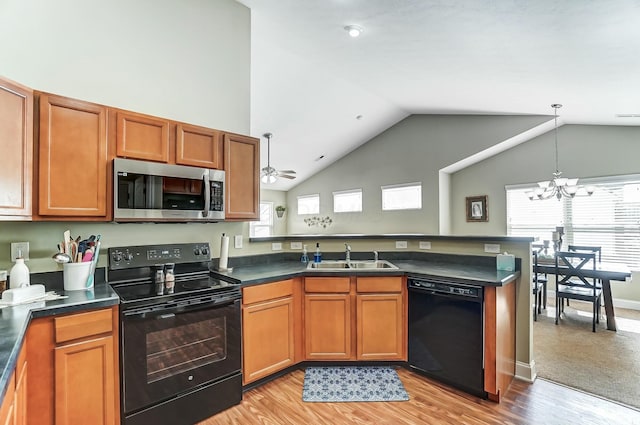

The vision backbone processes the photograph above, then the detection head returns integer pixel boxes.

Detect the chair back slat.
[555,251,598,293]
[567,244,602,262]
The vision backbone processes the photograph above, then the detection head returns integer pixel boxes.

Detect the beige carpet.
[533,298,640,410]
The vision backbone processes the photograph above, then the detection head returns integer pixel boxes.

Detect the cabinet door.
[54,336,116,425]
[356,293,404,360]
[304,294,352,360]
[0,373,15,425]
[116,110,169,163]
[176,123,222,169]
[38,94,108,217]
[0,77,32,218]
[242,296,295,384]
[14,343,27,425]
[223,133,259,220]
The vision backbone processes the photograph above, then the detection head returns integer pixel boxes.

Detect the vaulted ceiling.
[238,0,640,190]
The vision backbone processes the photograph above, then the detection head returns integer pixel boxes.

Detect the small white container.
[63,262,94,291]
[9,258,30,289]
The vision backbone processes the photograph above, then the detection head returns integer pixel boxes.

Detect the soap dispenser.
[314,243,322,263]
[301,245,309,264]
[10,250,30,289]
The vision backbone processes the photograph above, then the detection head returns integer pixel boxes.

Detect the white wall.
[0,0,253,273]
[0,0,250,133]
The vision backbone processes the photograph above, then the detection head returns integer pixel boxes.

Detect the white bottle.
[10,256,30,289]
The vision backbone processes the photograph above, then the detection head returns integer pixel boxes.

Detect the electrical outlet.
[11,242,30,262]
[290,242,303,250]
[271,242,282,251]
[234,235,243,249]
[419,241,432,250]
[484,243,501,253]
[395,241,408,249]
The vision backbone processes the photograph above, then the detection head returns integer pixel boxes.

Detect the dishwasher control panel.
[408,278,482,299]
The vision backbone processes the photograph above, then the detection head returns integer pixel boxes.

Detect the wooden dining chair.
[568,245,602,263]
[555,251,602,332]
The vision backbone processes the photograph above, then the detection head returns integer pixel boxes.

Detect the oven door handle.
[123,296,240,318]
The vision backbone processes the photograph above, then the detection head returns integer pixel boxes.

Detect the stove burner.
[182,280,215,290]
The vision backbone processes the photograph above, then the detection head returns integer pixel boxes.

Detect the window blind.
[507,175,640,268]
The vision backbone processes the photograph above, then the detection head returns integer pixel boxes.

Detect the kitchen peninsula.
[214,233,532,402]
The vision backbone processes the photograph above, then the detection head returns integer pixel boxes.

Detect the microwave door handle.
[202,173,210,218]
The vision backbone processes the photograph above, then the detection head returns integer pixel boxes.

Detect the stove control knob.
[112,252,123,262]
[124,253,134,261]
[193,248,201,256]
[201,247,209,256]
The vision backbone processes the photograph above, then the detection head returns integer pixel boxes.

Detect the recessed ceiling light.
[344,25,363,38]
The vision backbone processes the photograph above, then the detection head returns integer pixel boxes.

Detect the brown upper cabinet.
[176,123,222,169]
[35,93,110,220]
[116,110,170,163]
[115,111,223,170]
[0,77,33,219]
[223,133,260,220]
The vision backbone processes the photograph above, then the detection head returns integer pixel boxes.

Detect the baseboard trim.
[614,298,640,311]
[515,360,536,383]
[546,290,640,311]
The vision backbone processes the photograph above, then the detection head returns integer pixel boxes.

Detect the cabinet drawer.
[356,276,403,293]
[243,279,294,305]
[54,308,113,344]
[305,277,350,293]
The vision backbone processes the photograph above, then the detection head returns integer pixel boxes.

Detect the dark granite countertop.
[250,233,534,243]
[211,252,521,288]
[0,280,119,403]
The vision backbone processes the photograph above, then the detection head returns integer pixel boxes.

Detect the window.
[250,202,273,237]
[333,189,362,213]
[381,182,422,211]
[507,175,640,268]
[297,194,319,215]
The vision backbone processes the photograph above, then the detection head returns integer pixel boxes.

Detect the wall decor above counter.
[0,75,260,223]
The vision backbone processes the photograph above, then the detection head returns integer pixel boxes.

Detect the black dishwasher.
[407,277,486,398]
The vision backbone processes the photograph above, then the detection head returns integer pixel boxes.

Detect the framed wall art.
[466,195,488,222]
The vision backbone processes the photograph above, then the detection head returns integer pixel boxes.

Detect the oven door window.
[122,300,240,414]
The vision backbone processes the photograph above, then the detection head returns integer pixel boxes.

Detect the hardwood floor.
[199,367,640,424]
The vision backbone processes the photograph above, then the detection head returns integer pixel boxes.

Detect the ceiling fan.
[261,132,296,183]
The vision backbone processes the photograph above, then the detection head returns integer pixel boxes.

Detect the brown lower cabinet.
[0,342,27,425]
[26,306,120,425]
[303,276,407,361]
[242,279,303,385]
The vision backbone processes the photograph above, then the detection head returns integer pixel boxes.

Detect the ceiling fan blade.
[277,170,297,174]
[278,174,297,179]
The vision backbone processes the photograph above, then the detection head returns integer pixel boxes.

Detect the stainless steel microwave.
[113,158,225,222]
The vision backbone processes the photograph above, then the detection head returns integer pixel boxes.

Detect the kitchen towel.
[219,233,230,271]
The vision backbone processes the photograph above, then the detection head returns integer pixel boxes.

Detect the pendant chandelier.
[527,104,595,201]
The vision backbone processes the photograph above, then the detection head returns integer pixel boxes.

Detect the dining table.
[534,258,631,331]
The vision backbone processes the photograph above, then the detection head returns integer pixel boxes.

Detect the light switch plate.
[395,241,408,249]
[484,243,501,253]
[234,235,243,249]
[419,241,432,250]
[11,242,30,262]
[290,242,303,250]
[271,242,282,251]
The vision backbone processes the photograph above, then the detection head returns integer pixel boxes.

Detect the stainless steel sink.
[306,260,398,271]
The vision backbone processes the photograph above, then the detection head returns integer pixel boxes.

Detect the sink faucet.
[373,250,378,262]
[345,244,352,263]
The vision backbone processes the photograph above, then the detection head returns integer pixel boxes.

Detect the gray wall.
[452,124,640,301]
[286,114,548,235]
[0,0,253,273]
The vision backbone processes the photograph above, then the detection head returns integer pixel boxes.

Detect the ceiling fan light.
[261,174,277,184]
